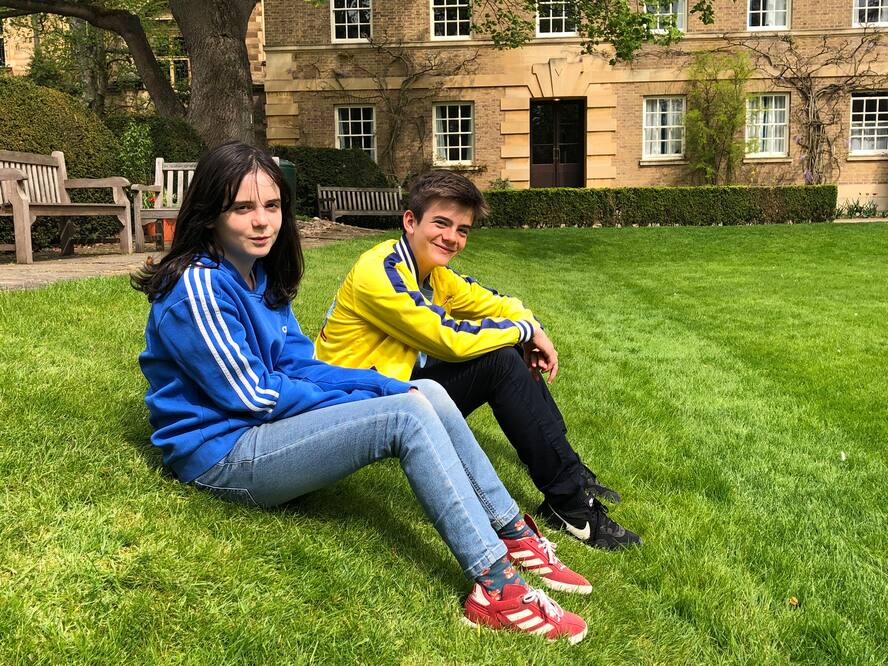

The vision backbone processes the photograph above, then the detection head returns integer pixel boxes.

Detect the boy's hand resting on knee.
[523,327,559,384]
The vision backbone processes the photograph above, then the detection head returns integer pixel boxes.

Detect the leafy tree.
[475,0,714,63]
[0,0,258,147]
[9,12,148,114]
[684,50,751,185]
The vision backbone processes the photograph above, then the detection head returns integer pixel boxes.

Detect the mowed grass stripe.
[0,224,885,664]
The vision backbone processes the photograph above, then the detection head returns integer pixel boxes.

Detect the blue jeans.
[192,379,517,578]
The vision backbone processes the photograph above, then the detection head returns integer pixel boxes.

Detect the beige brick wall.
[246,2,267,84]
[0,19,34,75]
[265,0,888,195]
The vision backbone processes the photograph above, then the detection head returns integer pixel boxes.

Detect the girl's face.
[213,168,282,282]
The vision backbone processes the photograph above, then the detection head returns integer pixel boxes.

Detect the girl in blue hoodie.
[131,141,589,643]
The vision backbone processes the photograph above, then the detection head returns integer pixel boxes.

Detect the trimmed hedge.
[269,145,392,225]
[483,185,838,228]
[0,76,122,250]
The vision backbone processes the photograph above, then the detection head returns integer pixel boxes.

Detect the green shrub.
[116,121,155,185]
[269,145,393,225]
[104,113,206,182]
[0,75,122,250]
[483,185,838,228]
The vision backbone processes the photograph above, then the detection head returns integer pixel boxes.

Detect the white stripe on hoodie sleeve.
[201,267,280,399]
[183,266,271,413]
[192,267,277,409]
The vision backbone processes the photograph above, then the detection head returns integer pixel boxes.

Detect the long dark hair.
[131,140,304,308]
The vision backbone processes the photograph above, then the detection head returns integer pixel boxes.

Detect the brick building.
[263,0,888,206]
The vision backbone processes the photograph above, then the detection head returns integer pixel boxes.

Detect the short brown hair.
[408,170,489,224]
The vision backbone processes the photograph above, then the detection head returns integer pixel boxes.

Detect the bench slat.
[176,170,186,206]
[164,170,175,208]
[0,150,58,166]
[0,203,126,216]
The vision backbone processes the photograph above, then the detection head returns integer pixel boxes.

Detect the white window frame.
[853,0,888,26]
[334,106,377,161]
[645,0,687,33]
[430,0,472,40]
[330,0,372,43]
[747,0,790,30]
[849,92,888,156]
[642,96,686,160]
[746,93,789,158]
[536,0,578,37]
[433,102,475,166]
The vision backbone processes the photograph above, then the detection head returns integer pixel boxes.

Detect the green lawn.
[1,223,886,664]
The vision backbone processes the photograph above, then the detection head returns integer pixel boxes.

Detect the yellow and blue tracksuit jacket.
[314,236,537,381]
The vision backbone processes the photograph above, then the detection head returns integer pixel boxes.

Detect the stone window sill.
[743,156,791,164]
[638,158,687,167]
[433,163,486,173]
[847,154,888,162]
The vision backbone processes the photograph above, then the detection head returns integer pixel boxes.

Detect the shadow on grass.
[121,399,488,593]
[281,482,468,592]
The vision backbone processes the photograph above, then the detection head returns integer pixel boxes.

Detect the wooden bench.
[0,150,132,264]
[317,185,403,222]
[132,156,281,252]
[131,158,196,252]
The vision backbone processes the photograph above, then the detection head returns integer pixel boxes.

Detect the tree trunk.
[171,0,258,147]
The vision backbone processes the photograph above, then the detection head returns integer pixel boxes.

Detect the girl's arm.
[158,289,409,422]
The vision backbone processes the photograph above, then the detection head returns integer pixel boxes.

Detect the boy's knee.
[483,346,526,377]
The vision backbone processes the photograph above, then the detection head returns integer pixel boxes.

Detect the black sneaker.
[537,497,642,550]
[580,464,622,504]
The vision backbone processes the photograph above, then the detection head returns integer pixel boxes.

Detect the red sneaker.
[502,514,592,594]
[462,583,587,644]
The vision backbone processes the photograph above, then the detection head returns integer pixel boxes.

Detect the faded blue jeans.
[192,379,517,578]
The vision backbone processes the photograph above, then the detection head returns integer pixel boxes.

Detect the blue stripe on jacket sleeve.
[447,266,543,332]
[383,251,521,336]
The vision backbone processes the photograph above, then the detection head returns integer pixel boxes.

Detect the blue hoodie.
[139,258,412,482]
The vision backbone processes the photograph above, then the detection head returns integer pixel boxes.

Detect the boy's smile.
[404,198,474,280]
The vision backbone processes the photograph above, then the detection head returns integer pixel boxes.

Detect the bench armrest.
[66,177,131,189]
[0,168,27,182]
[131,183,163,193]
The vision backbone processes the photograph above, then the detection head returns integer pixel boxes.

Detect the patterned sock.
[496,512,535,540]
[475,555,526,598]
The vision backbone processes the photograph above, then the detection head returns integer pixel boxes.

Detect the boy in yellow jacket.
[315,170,641,550]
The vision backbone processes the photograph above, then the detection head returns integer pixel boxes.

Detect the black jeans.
[411,346,584,506]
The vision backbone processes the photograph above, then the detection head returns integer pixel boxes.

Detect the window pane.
[746,94,789,155]
[431,0,470,37]
[643,97,685,157]
[434,103,474,163]
[538,0,576,34]
[333,0,372,40]
[336,107,375,160]
[850,92,888,153]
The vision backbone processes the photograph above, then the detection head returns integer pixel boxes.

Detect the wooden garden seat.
[316,185,403,222]
[0,150,132,264]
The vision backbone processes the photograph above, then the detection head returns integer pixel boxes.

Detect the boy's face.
[403,197,474,277]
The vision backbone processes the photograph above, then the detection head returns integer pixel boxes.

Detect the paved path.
[0,221,382,291]
[0,251,161,291]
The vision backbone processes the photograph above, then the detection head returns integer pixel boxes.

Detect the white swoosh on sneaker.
[549,507,591,541]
